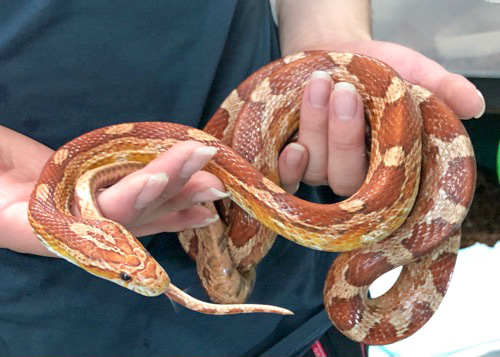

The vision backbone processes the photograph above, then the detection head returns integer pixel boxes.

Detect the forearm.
[275,0,372,55]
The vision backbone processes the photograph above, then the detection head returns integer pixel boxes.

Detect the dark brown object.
[461,170,500,248]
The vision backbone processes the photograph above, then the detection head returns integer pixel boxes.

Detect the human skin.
[0,0,485,256]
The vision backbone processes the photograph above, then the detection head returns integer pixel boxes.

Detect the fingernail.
[308,71,332,108]
[189,214,220,228]
[284,182,301,194]
[474,90,486,119]
[285,143,306,169]
[180,146,218,178]
[134,173,169,209]
[191,188,230,203]
[333,82,358,121]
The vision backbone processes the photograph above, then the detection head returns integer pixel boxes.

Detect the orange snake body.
[28,51,476,344]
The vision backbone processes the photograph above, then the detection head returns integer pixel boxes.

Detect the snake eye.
[120,272,132,282]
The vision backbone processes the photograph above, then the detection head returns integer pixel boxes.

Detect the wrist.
[275,0,372,56]
[281,31,372,56]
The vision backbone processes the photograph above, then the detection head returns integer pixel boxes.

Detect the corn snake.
[28,51,476,344]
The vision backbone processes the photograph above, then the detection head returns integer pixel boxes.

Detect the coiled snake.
[28,51,476,345]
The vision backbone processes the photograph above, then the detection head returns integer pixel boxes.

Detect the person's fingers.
[328,82,367,196]
[178,171,229,205]
[278,142,308,193]
[342,41,486,119]
[141,142,220,202]
[432,72,486,119]
[97,141,222,225]
[134,171,228,225]
[297,70,333,185]
[130,204,221,236]
[394,47,486,119]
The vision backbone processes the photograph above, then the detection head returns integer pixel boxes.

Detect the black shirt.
[0,1,342,355]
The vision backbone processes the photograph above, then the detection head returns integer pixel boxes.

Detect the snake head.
[46,217,170,296]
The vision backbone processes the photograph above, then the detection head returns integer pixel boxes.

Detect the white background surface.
[369,1,500,355]
[369,244,500,357]
[372,0,500,77]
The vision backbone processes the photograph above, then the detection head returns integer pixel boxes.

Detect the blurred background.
[368,0,500,356]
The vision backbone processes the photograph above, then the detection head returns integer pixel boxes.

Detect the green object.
[463,118,500,181]
[497,140,500,184]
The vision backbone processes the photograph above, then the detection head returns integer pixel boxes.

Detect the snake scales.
[28,51,476,345]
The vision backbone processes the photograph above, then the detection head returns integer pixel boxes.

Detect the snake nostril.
[120,272,132,281]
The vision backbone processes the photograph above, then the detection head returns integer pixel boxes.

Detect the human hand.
[278,73,366,196]
[0,126,227,256]
[94,141,227,237]
[278,40,486,196]
[93,141,228,236]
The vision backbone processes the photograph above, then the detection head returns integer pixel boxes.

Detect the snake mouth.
[124,262,171,297]
[127,283,166,297]
[109,271,169,297]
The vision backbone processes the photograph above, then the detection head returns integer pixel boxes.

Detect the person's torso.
[0,1,338,355]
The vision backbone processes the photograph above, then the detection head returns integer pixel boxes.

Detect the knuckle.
[330,139,364,153]
[301,115,328,134]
